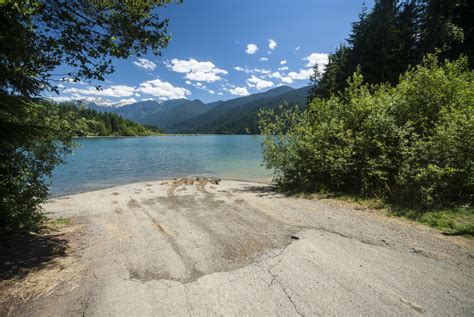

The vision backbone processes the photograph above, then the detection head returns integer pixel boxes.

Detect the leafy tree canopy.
[0,0,175,233]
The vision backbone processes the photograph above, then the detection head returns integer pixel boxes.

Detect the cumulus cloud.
[269,72,282,79]
[280,69,313,84]
[113,98,138,107]
[278,66,289,71]
[63,85,135,97]
[185,81,215,95]
[133,58,157,71]
[234,66,245,71]
[295,46,300,51]
[48,95,136,108]
[253,68,271,74]
[280,60,287,65]
[245,44,258,54]
[48,95,76,103]
[259,57,269,62]
[137,78,191,101]
[246,75,274,90]
[55,78,192,105]
[227,86,250,96]
[167,58,227,82]
[304,53,329,73]
[268,39,277,50]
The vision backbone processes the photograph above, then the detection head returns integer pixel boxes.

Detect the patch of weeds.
[389,206,473,236]
[46,217,71,230]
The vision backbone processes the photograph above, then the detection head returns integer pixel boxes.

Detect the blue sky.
[52,0,374,106]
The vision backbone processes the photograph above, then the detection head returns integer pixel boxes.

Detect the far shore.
[72,133,261,139]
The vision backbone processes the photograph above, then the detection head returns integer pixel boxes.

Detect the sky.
[51,0,374,106]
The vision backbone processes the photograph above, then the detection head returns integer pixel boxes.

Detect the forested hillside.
[85,85,308,134]
[117,99,215,129]
[169,86,309,134]
[58,103,161,136]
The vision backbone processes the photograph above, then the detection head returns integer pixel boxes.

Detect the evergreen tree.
[309,0,473,99]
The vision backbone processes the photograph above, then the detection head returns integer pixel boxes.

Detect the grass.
[300,192,473,237]
[391,206,474,236]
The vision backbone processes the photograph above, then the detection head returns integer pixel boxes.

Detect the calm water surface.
[50,135,270,197]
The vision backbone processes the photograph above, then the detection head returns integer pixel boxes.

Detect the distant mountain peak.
[83,86,309,133]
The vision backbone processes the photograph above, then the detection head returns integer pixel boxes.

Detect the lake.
[49,135,271,197]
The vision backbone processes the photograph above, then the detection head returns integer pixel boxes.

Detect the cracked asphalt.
[12,178,474,316]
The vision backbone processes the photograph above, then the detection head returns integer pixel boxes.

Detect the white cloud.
[253,68,271,74]
[133,58,157,71]
[63,85,135,97]
[113,98,137,107]
[227,86,250,96]
[259,57,269,62]
[278,66,289,71]
[217,92,223,96]
[207,89,215,94]
[268,39,277,50]
[48,95,76,103]
[280,69,313,84]
[295,46,300,51]
[167,58,227,82]
[234,66,245,71]
[304,53,329,73]
[290,69,313,80]
[246,75,274,90]
[269,72,282,79]
[61,77,87,85]
[280,60,287,65]
[137,78,191,101]
[246,44,258,55]
[185,80,192,85]
[49,95,135,108]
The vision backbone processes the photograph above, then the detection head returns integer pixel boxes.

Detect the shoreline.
[48,176,273,199]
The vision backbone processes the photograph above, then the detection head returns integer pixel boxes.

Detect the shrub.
[259,55,473,208]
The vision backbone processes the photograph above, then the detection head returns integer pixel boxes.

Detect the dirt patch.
[166,177,220,196]
[127,198,141,208]
[128,267,169,282]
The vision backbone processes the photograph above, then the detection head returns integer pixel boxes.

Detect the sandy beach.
[2,178,473,316]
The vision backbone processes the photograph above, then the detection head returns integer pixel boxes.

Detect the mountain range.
[86,85,309,134]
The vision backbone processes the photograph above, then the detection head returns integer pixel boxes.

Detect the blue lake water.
[49,135,271,197]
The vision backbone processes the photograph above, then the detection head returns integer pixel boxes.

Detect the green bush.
[0,101,74,233]
[259,55,473,209]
